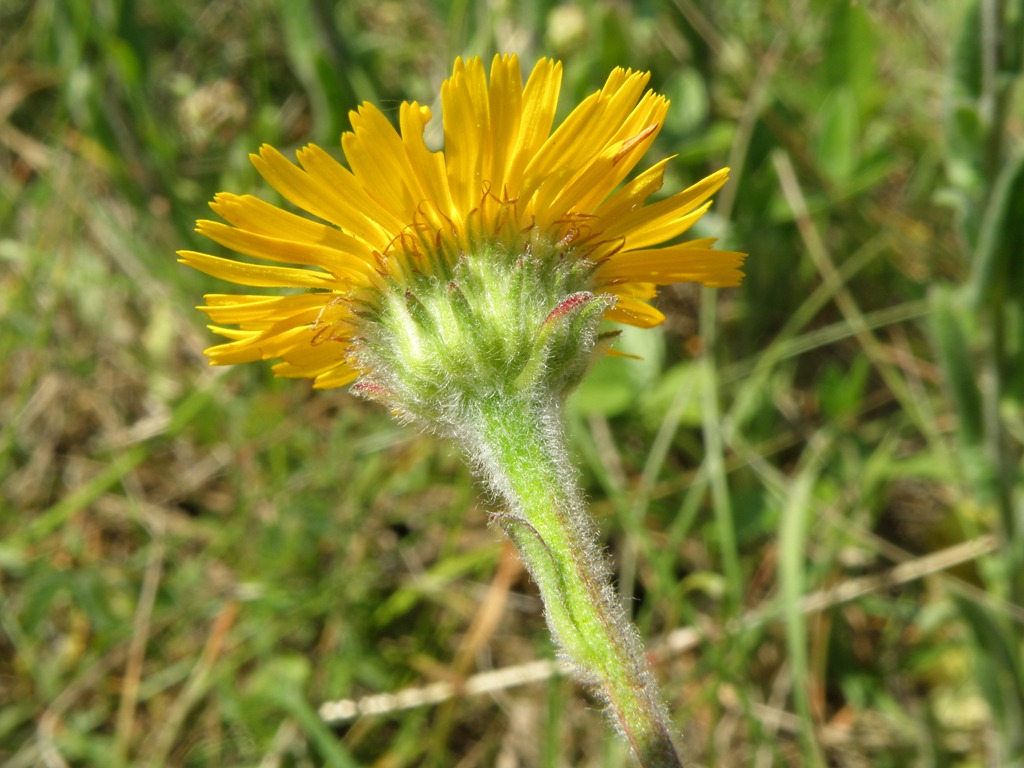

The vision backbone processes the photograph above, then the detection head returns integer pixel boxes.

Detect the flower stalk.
[463,392,684,766]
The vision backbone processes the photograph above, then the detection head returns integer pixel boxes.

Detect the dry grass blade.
[319,536,999,724]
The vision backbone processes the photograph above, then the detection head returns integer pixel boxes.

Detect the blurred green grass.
[2,0,1023,765]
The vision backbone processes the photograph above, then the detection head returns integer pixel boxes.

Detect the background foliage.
[2,0,1023,765]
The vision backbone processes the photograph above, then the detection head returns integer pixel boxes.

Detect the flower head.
[179,54,744,401]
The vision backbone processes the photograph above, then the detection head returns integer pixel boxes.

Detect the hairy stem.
[461,392,684,767]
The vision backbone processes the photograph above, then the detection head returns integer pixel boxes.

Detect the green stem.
[461,392,684,767]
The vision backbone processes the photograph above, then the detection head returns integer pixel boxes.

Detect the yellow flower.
[179,54,745,390]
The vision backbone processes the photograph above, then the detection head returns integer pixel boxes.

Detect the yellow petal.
[313,366,361,389]
[504,59,562,200]
[178,250,335,289]
[607,279,658,300]
[486,54,524,196]
[209,193,368,259]
[272,358,349,379]
[602,296,666,328]
[538,115,664,231]
[199,293,342,327]
[602,168,729,250]
[252,145,393,248]
[563,93,669,215]
[525,69,652,217]
[443,57,490,215]
[204,324,313,364]
[195,221,373,284]
[594,157,671,223]
[343,103,427,224]
[275,335,352,370]
[399,102,455,226]
[296,143,412,241]
[599,244,746,287]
